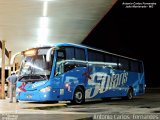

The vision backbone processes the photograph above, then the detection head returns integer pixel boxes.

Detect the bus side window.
[111,56,118,70]
[55,50,65,76]
[138,61,143,73]
[64,47,75,72]
[88,50,104,62]
[75,48,86,67]
[130,60,139,73]
[55,47,86,76]
[105,54,115,69]
[119,57,129,71]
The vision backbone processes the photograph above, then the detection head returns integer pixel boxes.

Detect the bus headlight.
[16,88,22,92]
[40,86,51,92]
[65,83,70,88]
[65,83,71,92]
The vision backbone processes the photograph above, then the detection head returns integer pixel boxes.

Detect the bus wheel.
[126,88,133,100]
[16,99,19,103]
[122,88,133,100]
[72,87,85,104]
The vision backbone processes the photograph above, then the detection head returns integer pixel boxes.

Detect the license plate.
[26,94,32,98]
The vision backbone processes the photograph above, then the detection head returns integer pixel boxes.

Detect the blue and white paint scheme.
[13,43,145,104]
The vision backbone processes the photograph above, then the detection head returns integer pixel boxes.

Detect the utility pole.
[8,51,12,76]
[7,51,12,97]
[1,40,5,99]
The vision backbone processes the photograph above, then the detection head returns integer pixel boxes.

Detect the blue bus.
[11,43,145,104]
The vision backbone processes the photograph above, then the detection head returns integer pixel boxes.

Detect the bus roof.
[54,43,142,62]
[23,43,141,62]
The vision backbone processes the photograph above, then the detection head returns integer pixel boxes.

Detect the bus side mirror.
[46,47,55,62]
[10,52,21,65]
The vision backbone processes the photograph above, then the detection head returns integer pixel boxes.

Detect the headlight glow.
[16,88,22,92]
[40,86,51,92]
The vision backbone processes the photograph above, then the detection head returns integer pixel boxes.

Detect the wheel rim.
[75,91,83,103]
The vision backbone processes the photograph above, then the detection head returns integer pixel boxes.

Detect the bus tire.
[71,87,85,104]
[16,99,19,103]
[124,88,133,100]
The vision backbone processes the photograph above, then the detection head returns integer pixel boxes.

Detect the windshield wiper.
[32,74,48,79]
[21,78,46,82]
[18,74,48,81]
[18,75,30,81]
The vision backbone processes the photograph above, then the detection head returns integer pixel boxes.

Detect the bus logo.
[85,72,128,98]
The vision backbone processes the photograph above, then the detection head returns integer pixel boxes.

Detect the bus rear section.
[84,49,145,100]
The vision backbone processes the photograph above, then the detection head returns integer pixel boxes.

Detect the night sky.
[82,0,160,87]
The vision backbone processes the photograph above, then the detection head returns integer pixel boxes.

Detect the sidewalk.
[0,97,67,114]
[0,97,92,120]
[0,98,91,120]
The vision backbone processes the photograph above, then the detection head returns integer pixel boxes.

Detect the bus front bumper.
[16,89,65,102]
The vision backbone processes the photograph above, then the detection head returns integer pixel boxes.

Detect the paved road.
[1,93,160,120]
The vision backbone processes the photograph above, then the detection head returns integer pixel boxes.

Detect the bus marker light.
[23,49,37,56]
[65,83,69,88]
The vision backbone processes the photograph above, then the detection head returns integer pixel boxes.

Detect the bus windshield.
[19,49,53,81]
